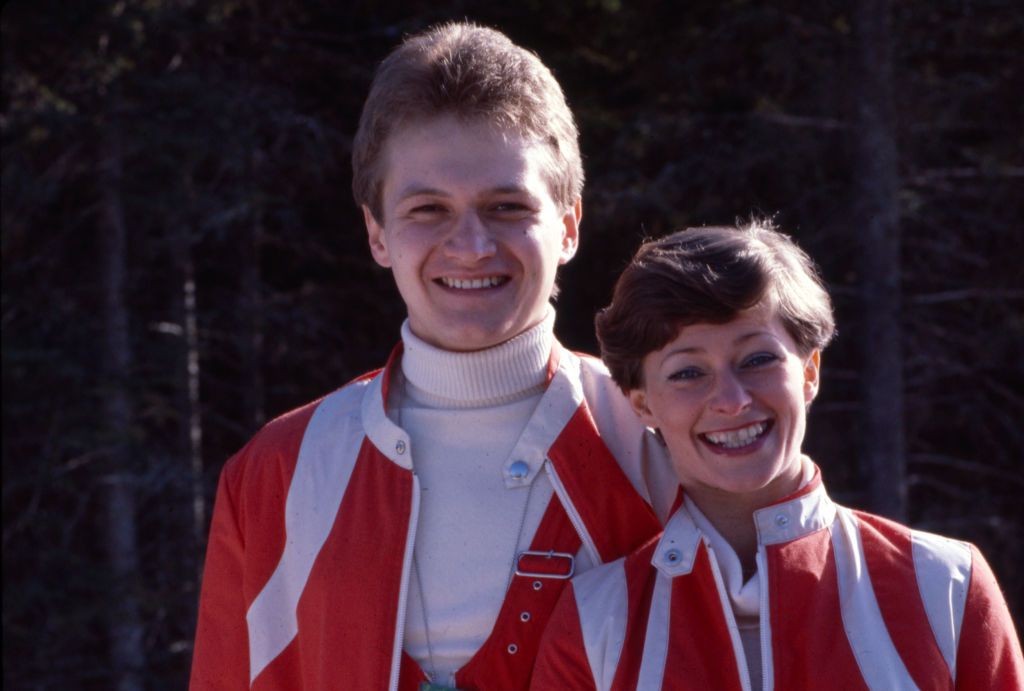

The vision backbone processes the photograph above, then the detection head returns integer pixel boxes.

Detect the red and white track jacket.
[190,344,667,690]
[533,473,1024,690]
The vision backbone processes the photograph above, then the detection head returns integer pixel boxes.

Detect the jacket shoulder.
[574,533,659,601]
[574,351,615,386]
[852,508,973,571]
[220,371,377,487]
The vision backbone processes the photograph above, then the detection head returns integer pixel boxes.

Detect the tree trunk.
[853,0,906,521]
[183,253,206,575]
[98,126,146,690]
[240,174,266,432]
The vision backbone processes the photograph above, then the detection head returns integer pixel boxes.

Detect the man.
[190,22,675,690]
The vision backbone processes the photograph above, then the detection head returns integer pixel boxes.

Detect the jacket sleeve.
[954,545,1024,690]
[530,583,598,691]
[190,464,250,690]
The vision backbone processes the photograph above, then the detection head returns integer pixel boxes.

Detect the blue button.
[509,461,529,480]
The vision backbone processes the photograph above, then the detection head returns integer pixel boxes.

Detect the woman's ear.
[628,388,658,428]
[803,350,821,404]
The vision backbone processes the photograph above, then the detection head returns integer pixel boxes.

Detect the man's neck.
[399,310,556,409]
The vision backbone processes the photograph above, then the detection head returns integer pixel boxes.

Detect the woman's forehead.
[655,303,792,355]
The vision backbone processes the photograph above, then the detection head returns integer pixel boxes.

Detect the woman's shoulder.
[842,507,1023,684]
[844,507,975,575]
[573,534,661,601]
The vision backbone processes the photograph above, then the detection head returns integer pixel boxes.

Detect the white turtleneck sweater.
[390,311,591,685]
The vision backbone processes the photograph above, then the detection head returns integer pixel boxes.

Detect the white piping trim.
[389,474,421,691]
[757,549,774,691]
[546,462,600,566]
[831,508,918,690]
[706,542,753,691]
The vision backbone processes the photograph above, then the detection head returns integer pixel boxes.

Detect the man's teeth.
[441,276,505,289]
[704,422,768,449]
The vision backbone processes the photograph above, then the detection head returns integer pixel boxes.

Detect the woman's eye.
[743,353,778,368]
[668,367,702,382]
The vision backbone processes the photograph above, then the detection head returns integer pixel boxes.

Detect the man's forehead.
[384,116,543,159]
[379,117,556,202]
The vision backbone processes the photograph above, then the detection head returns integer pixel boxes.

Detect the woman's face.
[629,301,820,507]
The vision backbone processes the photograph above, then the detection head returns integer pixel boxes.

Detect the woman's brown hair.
[596,221,835,391]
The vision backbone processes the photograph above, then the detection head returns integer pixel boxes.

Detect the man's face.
[364,114,580,352]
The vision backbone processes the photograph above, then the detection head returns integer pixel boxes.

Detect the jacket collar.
[361,345,413,470]
[651,466,836,578]
[360,340,576,485]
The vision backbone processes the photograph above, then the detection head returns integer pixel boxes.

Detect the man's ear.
[363,205,391,268]
[558,197,582,265]
[803,350,821,404]
[628,388,658,428]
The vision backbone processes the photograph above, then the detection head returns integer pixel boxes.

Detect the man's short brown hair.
[352,22,583,222]
[596,221,836,391]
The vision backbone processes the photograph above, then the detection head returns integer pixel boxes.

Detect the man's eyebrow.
[395,185,450,201]
[395,184,533,201]
[489,184,531,195]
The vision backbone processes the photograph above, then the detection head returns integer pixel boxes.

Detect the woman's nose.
[708,371,753,415]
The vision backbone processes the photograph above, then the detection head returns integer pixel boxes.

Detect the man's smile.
[437,275,510,290]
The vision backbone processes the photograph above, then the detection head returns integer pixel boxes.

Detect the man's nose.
[443,212,497,261]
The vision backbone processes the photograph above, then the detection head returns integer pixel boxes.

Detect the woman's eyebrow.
[664,345,703,357]
[735,330,777,345]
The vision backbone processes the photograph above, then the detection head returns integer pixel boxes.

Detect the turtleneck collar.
[399,310,556,409]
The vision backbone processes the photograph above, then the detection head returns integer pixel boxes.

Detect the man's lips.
[436,275,510,290]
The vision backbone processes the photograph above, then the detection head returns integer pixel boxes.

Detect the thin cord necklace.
[411,464,540,691]
[393,347,549,690]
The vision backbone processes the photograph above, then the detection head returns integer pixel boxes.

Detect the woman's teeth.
[703,421,768,449]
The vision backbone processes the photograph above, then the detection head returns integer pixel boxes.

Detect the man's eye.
[668,367,702,382]
[410,204,444,214]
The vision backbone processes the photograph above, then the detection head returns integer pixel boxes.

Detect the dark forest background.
[3,0,1022,688]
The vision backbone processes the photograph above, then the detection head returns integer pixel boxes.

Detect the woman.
[531,223,1023,690]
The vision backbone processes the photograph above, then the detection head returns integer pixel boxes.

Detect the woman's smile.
[698,419,773,453]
